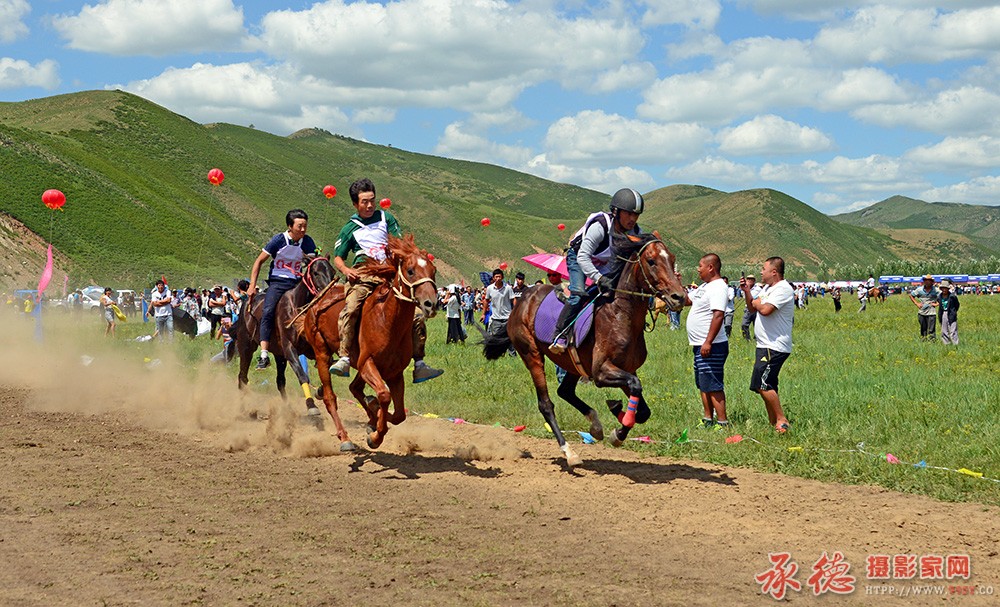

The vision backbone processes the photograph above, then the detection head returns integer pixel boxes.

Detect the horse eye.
[407,268,415,276]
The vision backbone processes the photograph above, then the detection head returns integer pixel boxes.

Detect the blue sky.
[2,0,999,214]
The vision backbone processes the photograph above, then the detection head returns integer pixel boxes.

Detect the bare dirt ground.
[2,320,999,606]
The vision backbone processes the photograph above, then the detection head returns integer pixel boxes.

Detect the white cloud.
[641,0,721,29]
[920,175,1000,204]
[0,0,29,43]
[52,0,246,56]
[0,58,59,90]
[761,155,928,192]
[906,136,1000,169]
[853,86,1000,136]
[114,62,354,136]
[434,121,534,167]
[665,156,759,185]
[828,198,881,215]
[526,155,656,195]
[639,36,908,124]
[352,108,396,124]
[592,62,657,93]
[543,110,711,165]
[256,0,643,109]
[746,1,999,21]
[814,6,1000,66]
[718,115,833,155]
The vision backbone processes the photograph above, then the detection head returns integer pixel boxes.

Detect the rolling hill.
[833,195,1000,255]
[2,90,995,290]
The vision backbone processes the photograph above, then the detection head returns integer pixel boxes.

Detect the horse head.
[614,232,687,311]
[302,255,336,295]
[386,234,437,318]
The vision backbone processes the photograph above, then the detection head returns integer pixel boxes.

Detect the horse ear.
[627,234,641,243]
[653,229,661,239]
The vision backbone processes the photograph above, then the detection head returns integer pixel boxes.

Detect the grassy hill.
[833,195,1000,255]
[2,90,993,289]
[642,185,911,279]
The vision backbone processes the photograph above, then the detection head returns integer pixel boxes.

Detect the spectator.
[857,283,868,312]
[722,275,735,338]
[484,268,515,354]
[443,286,465,344]
[937,280,960,345]
[211,317,235,363]
[832,286,842,312]
[512,271,526,304]
[740,257,794,433]
[207,285,228,336]
[100,287,116,338]
[740,274,762,340]
[461,286,475,325]
[149,279,174,340]
[683,254,730,429]
[909,275,940,340]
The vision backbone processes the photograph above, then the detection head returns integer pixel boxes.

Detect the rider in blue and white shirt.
[248,209,317,370]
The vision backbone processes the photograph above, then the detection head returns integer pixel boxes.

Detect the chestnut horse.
[234,256,339,416]
[482,233,687,467]
[296,235,437,450]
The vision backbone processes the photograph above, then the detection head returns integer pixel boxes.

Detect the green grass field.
[46,291,1000,506]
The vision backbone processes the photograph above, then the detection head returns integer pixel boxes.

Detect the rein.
[392,264,436,303]
[611,239,666,298]
[284,256,335,328]
[301,256,329,296]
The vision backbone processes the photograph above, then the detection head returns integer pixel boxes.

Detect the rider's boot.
[549,300,581,354]
[412,359,444,383]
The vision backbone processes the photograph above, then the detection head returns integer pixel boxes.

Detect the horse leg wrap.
[301,383,313,400]
[621,395,640,428]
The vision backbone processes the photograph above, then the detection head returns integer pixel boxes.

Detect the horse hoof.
[366,433,383,449]
[608,428,624,448]
[340,441,356,452]
[306,405,322,417]
[586,411,604,441]
[566,450,583,467]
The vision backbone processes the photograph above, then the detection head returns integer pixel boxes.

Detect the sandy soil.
[1,321,998,606]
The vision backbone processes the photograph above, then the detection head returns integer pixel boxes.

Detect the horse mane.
[355,234,425,281]
[604,232,660,278]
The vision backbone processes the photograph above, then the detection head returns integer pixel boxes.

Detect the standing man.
[149,279,174,340]
[511,272,526,305]
[857,282,868,312]
[248,209,317,370]
[740,274,762,341]
[328,178,443,383]
[937,279,960,345]
[684,254,730,429]
[722,275,735,338]
[483,268,515,343]
[207,285,229,337]
[740,257,794,433]
[909,274,940,340]
[550,188,644,353]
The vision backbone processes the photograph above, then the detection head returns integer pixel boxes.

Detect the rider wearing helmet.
[549,188,644,353]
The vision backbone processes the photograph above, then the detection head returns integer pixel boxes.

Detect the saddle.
[534,289,598,349]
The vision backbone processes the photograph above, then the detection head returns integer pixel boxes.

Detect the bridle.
[613,239,673,299]
[301,256,331,296]
[392,260,437,303]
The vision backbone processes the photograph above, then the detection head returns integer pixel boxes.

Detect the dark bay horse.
[482,233,687,467]
[296,235,437,450]
[234,256,338,416]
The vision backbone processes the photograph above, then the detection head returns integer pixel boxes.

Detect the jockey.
[248,209,317,370]
[549,188,644,354]
[329,178,444,383]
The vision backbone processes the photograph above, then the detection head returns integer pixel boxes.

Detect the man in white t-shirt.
[857,283,868,312]
[740,256,794,433]
[149,279,174,341]
[684,253,730,429]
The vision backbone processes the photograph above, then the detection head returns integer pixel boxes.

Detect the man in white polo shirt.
[739,256,794,433]
[684,253,730,430]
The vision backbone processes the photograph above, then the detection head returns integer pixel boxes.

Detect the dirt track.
[1,326,999,605]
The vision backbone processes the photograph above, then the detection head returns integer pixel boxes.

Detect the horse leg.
[556,374,603,441]
[275,357,288,400]
[523,353,579,467]
[357,359,392,449]
[592,362,644,446]
[348,372,378,429]
[282,344,320,416]
[386,373,406,425]
[314,347,355,452]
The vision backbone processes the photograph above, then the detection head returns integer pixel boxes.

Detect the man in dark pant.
[740,274,761,340]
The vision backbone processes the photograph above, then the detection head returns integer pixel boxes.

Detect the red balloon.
[323,185,337,199]
[41,189,66,211]
[480,217,491,227]
[557,223,566,231]
[207,168,225,185]
[499,262,508,271]
[380,198,392,209]
[427,253,435,261]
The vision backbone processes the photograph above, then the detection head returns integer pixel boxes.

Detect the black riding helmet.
[609,188,645,215]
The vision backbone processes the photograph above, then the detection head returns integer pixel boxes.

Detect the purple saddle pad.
[534,290,595,346]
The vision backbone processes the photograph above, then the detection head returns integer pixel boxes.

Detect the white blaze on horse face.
[417,258,427,268]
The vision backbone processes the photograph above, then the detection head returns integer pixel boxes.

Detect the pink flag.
[37,244,53,297]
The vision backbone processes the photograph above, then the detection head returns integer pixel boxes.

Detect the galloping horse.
[234,256,339,416]
[868,285,884,303]
[482,233,687,467]
[296,234,437,450]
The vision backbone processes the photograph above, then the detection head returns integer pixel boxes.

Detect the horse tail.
[474,323,511,360]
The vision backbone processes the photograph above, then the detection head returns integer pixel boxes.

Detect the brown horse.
[296,234,437,450]
[234,256,338,416]
[482,233,687,467]
[868,285,883,303]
